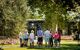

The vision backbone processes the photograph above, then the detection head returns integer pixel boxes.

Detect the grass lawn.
[0,40,80,50]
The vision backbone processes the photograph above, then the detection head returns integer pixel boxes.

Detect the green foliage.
[28,0,68,31]
[0,0,30,37]
[0,0,80,37]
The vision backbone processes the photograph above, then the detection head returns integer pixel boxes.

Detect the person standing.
[19,31,24,47]
[53,31,60,48]
[24,30,29,47]
[37,29,43,47]
[57,29,61,47]
[49,30,53,47]
[44,29,51,47]
[29,30,35,47]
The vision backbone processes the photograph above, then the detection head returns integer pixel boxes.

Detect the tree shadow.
[0,48,3,50]
[27,44,80,50]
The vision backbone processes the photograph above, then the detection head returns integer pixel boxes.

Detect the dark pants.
[20,38,23,47]
[38,37,43,46]
[24,38,28,47]
[49,37,53,47]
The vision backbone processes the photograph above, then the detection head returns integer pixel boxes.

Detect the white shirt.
[44,30,51,38]
[29,33,34,39]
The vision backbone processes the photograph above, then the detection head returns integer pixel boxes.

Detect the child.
[29,30,35,47]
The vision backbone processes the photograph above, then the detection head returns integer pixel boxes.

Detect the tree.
[27,0,68,31]
[27,0,80,31]
[0,0,30,37]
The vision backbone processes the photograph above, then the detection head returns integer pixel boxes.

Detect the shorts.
[24,38,28,41]
[57,39,61,42]
[45,37,49,42]
[38,37,43,43]
[54,39,59,44]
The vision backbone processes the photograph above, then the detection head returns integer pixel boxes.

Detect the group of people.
[19,28,61,48]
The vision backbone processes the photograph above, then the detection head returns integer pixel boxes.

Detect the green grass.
[0,40,80,50]
[2,44,80,50]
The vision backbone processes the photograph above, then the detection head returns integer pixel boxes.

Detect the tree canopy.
[0,0,30,37]
[27,0,80,31]
[0,0,80,37]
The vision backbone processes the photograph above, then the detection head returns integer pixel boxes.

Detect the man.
[44,29,51,47]
[37,29,43,47]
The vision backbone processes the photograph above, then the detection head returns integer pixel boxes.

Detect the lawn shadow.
[0,48,3,50]
[27,44,80,50]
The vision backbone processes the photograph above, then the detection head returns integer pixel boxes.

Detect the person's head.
[31,30,34,33]
[46,28,50,30]
[24,29,28,32]
[55,31,58,34]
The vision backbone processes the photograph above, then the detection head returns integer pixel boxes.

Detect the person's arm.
[41,31,43,37]
[37,31,38,36]
[44,31,45,37]
[53,33,55,38]
[19,32,22,38]
[29,34,31,39]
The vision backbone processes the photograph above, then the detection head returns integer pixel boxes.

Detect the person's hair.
[31,30,34,33]
[46,28,50,30]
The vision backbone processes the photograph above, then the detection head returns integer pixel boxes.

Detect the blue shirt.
[24,32,28,39]
[19,32,25,40]
[37,30,43,37]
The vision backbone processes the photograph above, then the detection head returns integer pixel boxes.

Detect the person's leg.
[32,42,34,47]
[20,38,21,46]
[49,37,51,47]
[46,38,49,47]
[38,37,40,47]
[30,43,32,47]
[53,38,54,47]
[54,39,57,47]
[26,39,28,46]
[45,38,47,47]
[30,39,32,47]
[20,38,23,47]
[39,37,41,45]
[45,38,49,47]
[30,39,34,48]
[38,37,39,45]
[49,37,53,47]
[40,37,43,46]
[24,39,28,47]
[58,39,61,47]
[51,37,53,47]
[56,39,59,48]
[47,38,50,47]
[21,40,24,47]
